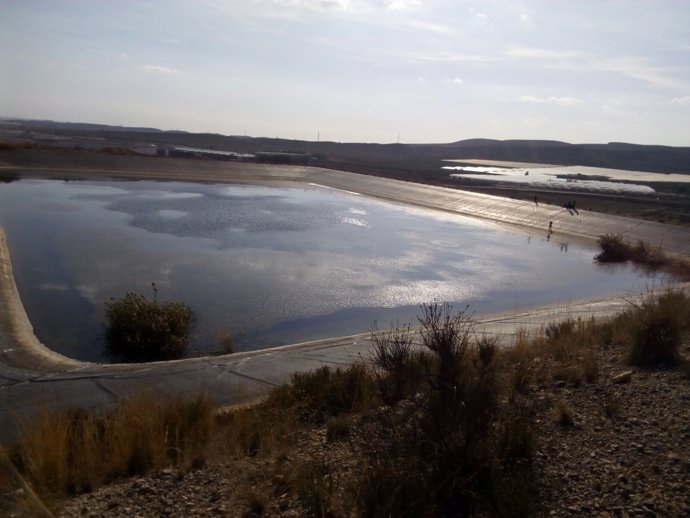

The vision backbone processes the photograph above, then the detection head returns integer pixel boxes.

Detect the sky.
[1,0,689,146]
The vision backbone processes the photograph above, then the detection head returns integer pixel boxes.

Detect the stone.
[612,371,633,384]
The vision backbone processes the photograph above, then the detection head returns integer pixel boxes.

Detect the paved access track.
[1,154,689,442]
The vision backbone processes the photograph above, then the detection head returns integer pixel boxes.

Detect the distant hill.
[1,118,689,175]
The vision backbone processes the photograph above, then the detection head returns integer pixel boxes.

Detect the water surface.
[0,179,645,361]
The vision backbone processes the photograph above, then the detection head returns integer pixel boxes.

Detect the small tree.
[105,284,194,362]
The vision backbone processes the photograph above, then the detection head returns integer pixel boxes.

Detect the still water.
[0,179,645,361]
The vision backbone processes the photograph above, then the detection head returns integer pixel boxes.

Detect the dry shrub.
[267,364,379,423]
[357,303,537,518]
[595,235,690,279]
[595,234,633,263]
[370,322,418,404]
[615,288,689,368]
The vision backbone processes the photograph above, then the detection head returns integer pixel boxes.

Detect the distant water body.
[0,179,646,362]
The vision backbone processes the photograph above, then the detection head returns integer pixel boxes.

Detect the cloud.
[405,18,453,35]
[602,104,624,115]
[598,57,685,90]
[447,78,464,85]
[518,13,534,28]
[407,51,497,63]
[523,116,547,127]
[549,97,584,106]
[469,7,488,24]
[505,45,583,60]
[386,0,422,10]
[140,65,180,75]
[519,95,584,106]
[670,96,690,106]
[549,56,689,91]
[270,0,351,11]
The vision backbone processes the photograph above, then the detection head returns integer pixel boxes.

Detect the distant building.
[254,151,312,165]
[156,146,255,161]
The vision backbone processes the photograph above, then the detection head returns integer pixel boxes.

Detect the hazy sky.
[2,1,689,145]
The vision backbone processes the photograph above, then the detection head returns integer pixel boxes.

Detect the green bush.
[105,288,194,362]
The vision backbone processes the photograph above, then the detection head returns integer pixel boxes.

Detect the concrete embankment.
[1,153,689,442]
[0,227,82,372]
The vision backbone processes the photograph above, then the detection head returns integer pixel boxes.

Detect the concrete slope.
[1,288,664,442]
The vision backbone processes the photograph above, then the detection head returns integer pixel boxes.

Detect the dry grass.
[500,317,604,391]
[217,405,298,460]
[9,395,214,501]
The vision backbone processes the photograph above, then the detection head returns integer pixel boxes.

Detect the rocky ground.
[52,338,690,518]
[533,346,690,517]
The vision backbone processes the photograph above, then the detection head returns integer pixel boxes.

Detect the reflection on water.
[0,179,646,361]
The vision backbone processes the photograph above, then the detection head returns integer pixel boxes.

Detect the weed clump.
[105,284,194,362]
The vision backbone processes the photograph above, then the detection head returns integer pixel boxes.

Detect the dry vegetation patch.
[4,291,690,517]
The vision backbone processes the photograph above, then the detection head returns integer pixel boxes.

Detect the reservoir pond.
[0,179,646,361]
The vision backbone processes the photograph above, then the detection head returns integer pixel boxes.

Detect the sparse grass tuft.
[601,393,622,419]
[244,492,267,515]
[294,458,337,518]
[325,415,351,442]
[555,401,575,428]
